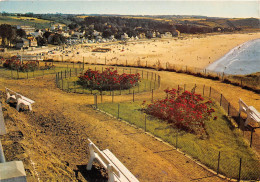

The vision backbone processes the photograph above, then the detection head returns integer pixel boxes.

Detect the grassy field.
[98,100,260,180]
[226,72,260,90]
[58,76,158,95]
[0,62,76,79]
[0,16,54,29]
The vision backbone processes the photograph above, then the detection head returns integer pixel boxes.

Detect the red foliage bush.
[144,88,215,135]
[78,67,140,90]
[3,56,53,72]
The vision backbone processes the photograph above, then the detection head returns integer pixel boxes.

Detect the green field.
[0,16,55,29]
[58,77,158,95]
[98,100,260,180]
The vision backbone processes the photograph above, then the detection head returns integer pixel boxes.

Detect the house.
[156,32,161,38]
[74,31,85,38]
[138,33,146,39]
[27,37,38,47]
[121,33,129,40]
[146,31,156,38]
[30,30,43,38]
[17,26,35,35]
[61,32,70,38]
[50,25,56,31]
[57,24,63,30]
[93,30,101,37]
[161,32,172,38]
[16,38,30,49]
[172,30,180,37]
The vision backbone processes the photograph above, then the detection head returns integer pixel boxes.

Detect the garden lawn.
[0,66,71,79]
[58,76,158,95]
[98,100,260,180]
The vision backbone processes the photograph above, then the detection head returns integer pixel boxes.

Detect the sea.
[206,38,260,75]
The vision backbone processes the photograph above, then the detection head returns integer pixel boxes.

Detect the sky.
[0,1,259,18]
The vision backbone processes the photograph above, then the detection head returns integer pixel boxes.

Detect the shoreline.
[206,38,260,75]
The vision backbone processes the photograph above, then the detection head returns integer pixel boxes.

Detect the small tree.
[144,88,215,136]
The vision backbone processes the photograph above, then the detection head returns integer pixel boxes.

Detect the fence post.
[238,158,242,181]
[61,71,63,79]
[112,91,114,103]
[144,114,146,132]
[133,90,135,102]
[250,129,254,148]
[118,104,120,118]
[65,70,67,78]
[176,132,178,149]
[220,94,222,106]
[217,151,220,174]
[146,61,147,67]
[62,79,64,90]
[228,102,230,115]
[0,140,6,163]
[100,91,103,103]
[209,87,212,97]
[83,58,85,70]
[152,89,154,102]
[95,95,98,109]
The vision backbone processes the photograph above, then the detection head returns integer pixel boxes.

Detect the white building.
[121,33,129,40]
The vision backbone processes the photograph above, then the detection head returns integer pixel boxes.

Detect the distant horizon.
[0,1,259,19]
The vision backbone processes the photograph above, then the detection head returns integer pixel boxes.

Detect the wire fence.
[0,61,86,80]
[55,66,161,96]
[2,54,259,92]
[50,57,259,93]
[93,83,260,181]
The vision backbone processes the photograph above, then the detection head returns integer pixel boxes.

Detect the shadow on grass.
[76,164,107,182]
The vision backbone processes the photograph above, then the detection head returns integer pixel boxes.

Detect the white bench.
[5,88,17,104]
[87,139,139,182]
[5,87,35,111]
[239,99,260,126]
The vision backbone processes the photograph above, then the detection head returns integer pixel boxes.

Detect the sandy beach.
[3,32,260,70]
